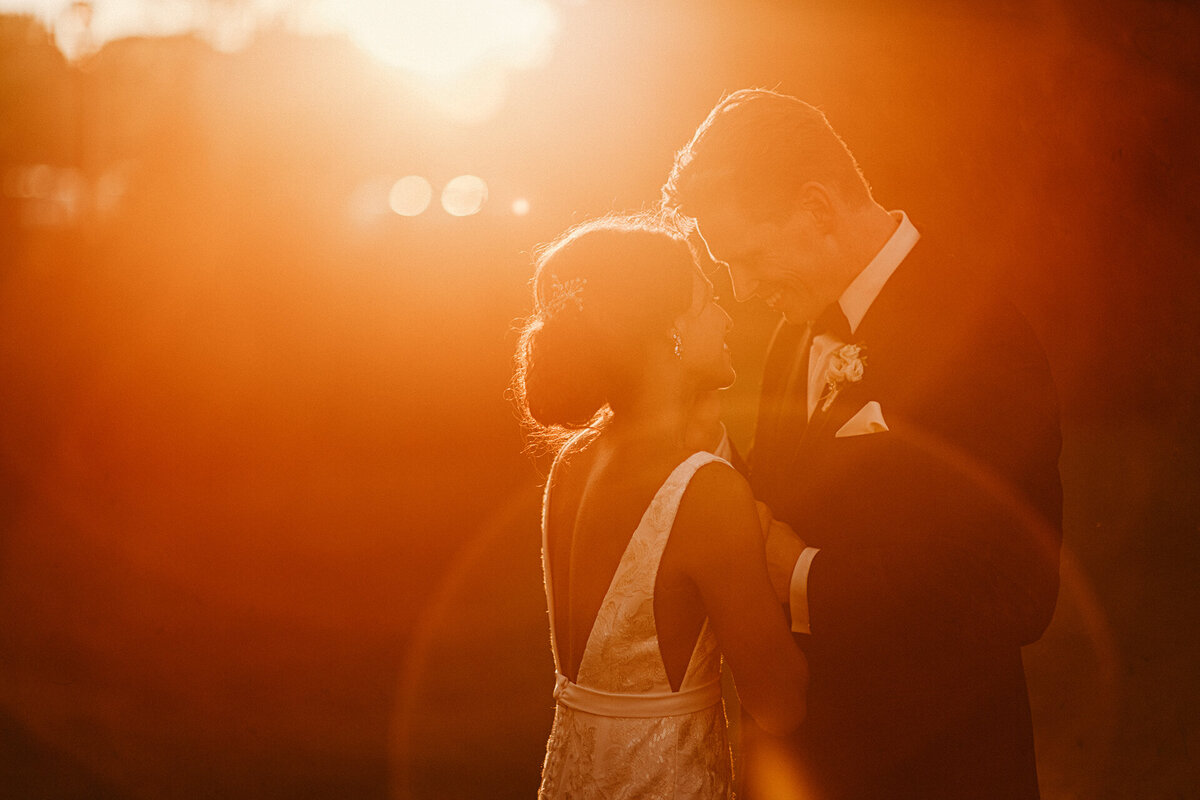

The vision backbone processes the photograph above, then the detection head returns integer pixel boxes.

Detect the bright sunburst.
[3,0,561,80]
[302,0,560,78]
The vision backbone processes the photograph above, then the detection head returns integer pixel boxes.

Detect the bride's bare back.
[546,434,806,729]
[546,437,707,690]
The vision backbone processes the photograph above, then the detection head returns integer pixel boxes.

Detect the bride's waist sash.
[553,672,721,718]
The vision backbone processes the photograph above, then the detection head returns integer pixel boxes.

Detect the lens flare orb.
[441,175,488,217]
[389,176,434,216]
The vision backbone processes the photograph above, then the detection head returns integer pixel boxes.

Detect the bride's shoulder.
[667,461,761,577]
[674,460,757,538]
[685,452,744,482]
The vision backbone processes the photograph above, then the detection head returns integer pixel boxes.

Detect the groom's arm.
[804,303,1062,648]
[753,504,816,632]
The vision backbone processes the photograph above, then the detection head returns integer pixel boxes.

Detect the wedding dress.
[538,451,733,799]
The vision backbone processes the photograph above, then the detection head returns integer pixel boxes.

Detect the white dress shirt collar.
[838,210,920,334]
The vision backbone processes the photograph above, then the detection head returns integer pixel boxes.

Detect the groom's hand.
[762,512,806,605]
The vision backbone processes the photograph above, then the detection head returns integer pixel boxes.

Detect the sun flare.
[302,0,560,78]
[6,0,560,82]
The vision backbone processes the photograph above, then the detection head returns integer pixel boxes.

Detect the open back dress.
[538,451,733,799]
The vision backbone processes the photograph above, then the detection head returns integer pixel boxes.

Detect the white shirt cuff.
[789,547,820,634]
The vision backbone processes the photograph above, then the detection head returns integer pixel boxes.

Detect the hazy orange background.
[1,1,1197,798]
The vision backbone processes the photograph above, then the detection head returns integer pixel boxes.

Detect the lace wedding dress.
[538,451,733,799]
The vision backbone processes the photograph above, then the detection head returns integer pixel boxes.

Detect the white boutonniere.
[820,343,866,412]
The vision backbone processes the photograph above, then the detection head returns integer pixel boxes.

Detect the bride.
[513,213,808,798]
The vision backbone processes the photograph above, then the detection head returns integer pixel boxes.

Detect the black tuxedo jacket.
[742,239,1063,799]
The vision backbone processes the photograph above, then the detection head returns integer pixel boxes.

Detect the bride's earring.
[671,329,683,358]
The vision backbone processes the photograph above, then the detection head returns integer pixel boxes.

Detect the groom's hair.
[663,88,872,222]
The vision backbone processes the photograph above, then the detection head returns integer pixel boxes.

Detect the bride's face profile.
[675,269,735,390]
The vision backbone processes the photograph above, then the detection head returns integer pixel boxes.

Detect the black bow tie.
[813,303,851,340]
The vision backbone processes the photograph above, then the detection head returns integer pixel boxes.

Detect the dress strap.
[553,672,722,718]
[631,451,729,558]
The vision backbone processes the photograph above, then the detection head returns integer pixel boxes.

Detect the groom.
[663,89,1063,799]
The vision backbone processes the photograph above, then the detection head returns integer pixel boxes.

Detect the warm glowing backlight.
[13,0,561,79]
[304,0,560,78]
[441,175,488,216]
[389,176,434,216]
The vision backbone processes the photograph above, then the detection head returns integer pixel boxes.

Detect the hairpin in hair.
[543,275,587,317]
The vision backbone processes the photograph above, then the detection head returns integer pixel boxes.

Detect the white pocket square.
[835,400,889,438]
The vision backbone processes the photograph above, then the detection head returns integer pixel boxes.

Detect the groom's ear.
[795,182,836,231]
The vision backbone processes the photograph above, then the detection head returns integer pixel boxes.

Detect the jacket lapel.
[787,371,879,486]
[752,320,810,469]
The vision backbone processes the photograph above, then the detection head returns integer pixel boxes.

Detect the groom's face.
[695,203,836,326]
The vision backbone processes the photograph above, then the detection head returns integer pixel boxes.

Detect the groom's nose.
[726,263,759,302]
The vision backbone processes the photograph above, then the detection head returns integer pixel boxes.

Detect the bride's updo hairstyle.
[514,213,699,446]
